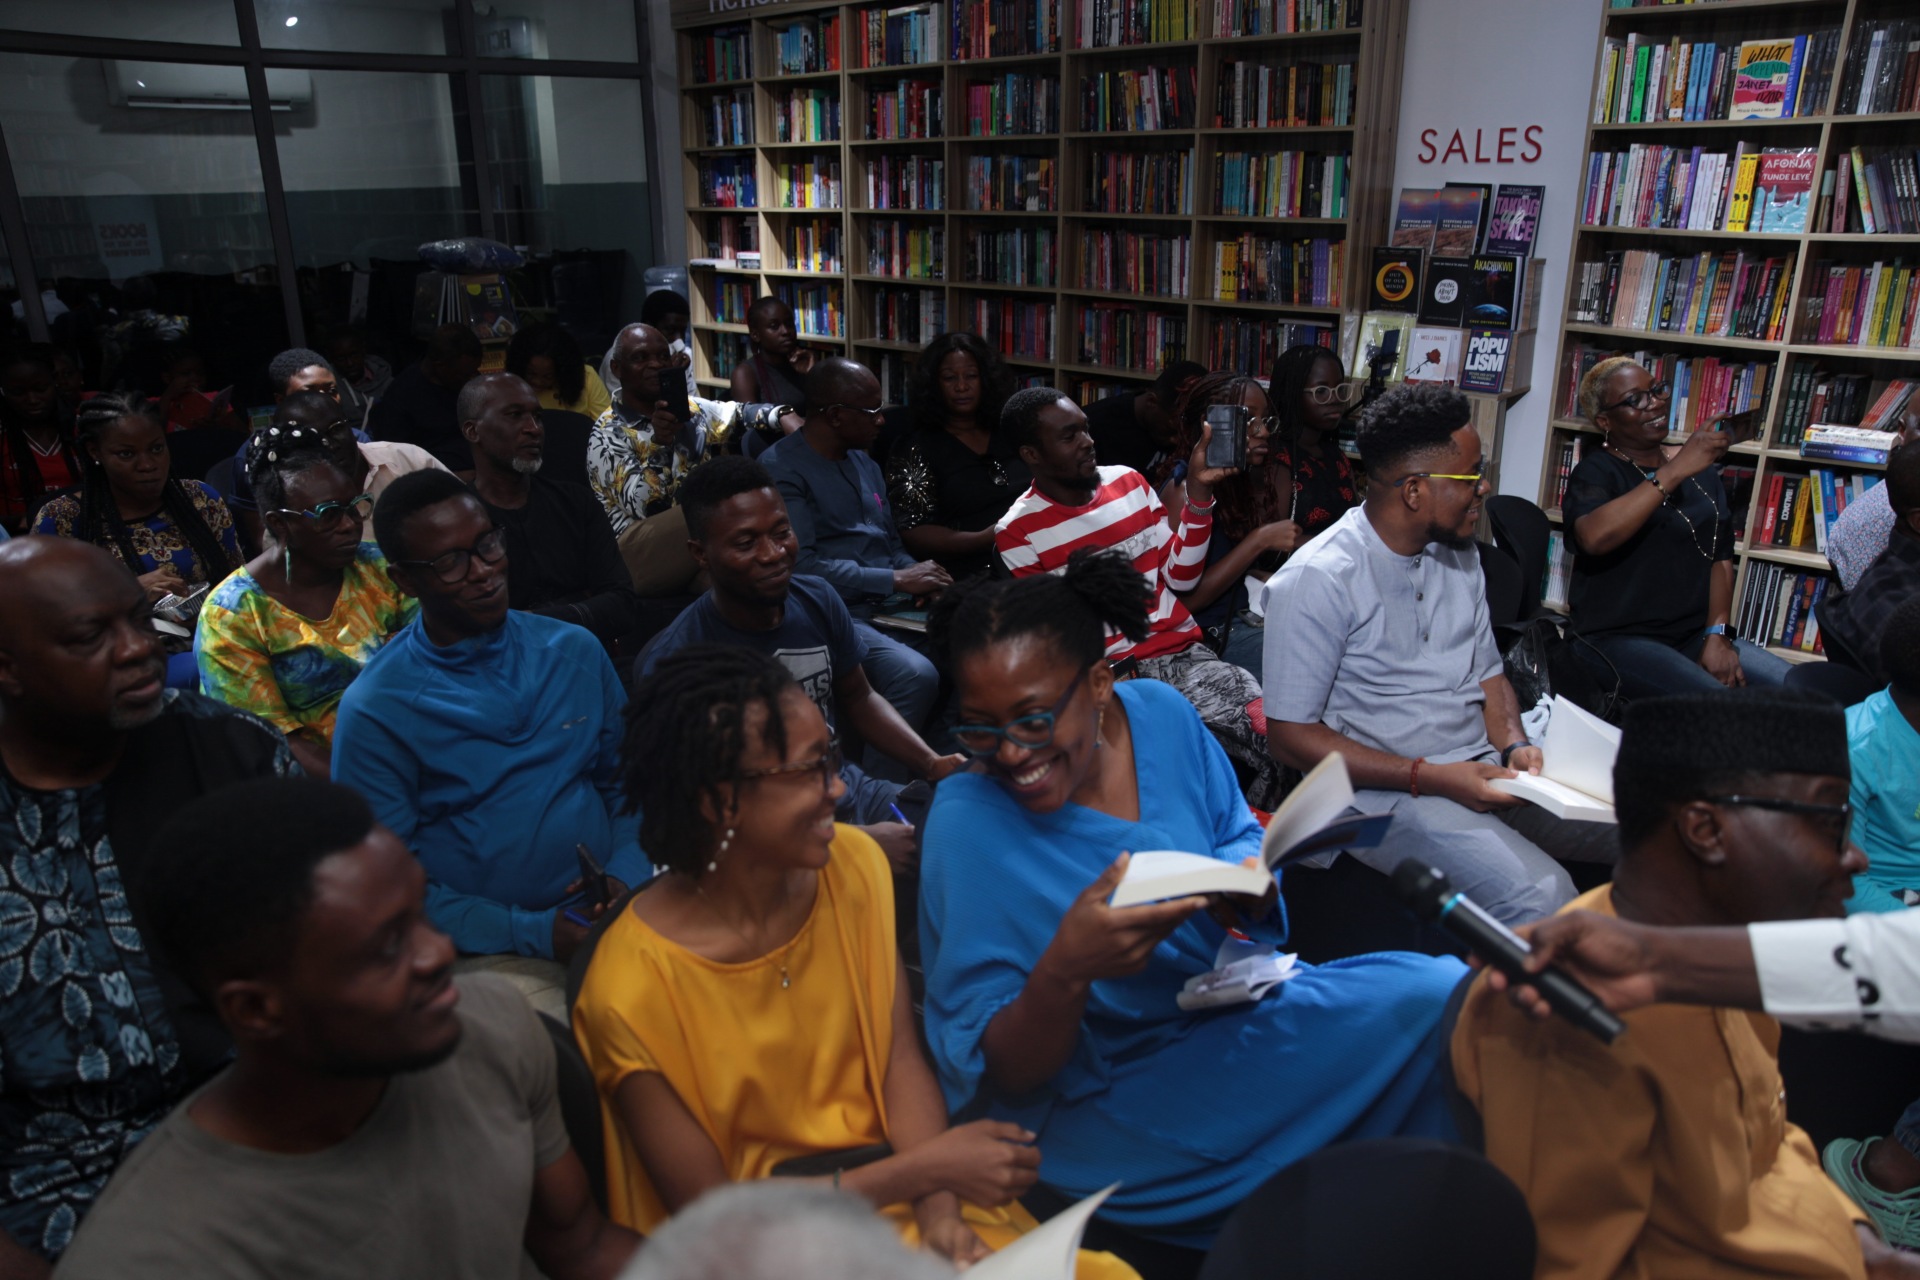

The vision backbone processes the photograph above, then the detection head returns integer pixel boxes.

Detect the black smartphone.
[575,844,612,908]
[1204,403,1248,470]
[1709,407,1761,445]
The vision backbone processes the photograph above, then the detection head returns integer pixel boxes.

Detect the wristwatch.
[1499,740,1534,767]
[1703,623,1735,643]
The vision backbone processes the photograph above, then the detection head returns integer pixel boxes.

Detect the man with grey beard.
[461,372,639,650]
[0,537,297,1276]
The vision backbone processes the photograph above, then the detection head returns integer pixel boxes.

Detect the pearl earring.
[283,544,293,581]
[1094,705,1105,748]
[708,826,734,874]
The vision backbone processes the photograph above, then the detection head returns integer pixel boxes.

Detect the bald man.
[0,539,296,1274]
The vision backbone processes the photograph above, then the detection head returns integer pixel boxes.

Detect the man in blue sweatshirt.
[332,469,645,1016]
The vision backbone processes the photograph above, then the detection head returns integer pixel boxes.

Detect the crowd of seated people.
[11,287,1920,1280]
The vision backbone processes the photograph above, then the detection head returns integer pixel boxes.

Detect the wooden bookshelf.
[1538,0,1919,661]
[671,0,1409,403]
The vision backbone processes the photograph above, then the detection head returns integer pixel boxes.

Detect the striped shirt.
[994,465,1209,661]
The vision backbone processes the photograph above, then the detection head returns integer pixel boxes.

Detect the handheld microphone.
[1391,859,1625,1044]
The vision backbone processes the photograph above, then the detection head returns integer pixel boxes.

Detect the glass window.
[0,0,239,45]
[254,0,449,57]
[0,53,288,405]
[470,2,639,64]
[479,74,651,359]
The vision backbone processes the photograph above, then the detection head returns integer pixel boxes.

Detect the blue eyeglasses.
[953,667,1091,758]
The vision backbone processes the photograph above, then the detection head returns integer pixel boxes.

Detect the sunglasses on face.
[1390,461,1496,490]
[1704,794,1854,855]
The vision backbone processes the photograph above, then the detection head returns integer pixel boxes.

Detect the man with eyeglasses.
[331,469,646,1018]
[1265,382,1614,926]
[1449,688,1920,1279]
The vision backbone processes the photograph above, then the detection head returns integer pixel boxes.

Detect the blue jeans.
[1578,632,1792,702]
[852,620,939,782]
[836,762,905,826]
[1221,614,1265,682]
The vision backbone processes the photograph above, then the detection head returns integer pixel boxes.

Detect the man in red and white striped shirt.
[994,386,1285,807]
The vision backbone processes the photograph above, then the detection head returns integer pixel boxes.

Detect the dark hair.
[1161,371,1273,542]
[73,394,235,582]
[504,321,586,409]
[372,467,477,563]
[1887,439,1920,518]
[929,548,1149,671]
[680,454,778,541]
[0,345,75,522]
[641,289,691,327]
[426,324,483,364]
[1354,382,1471,475]
[1001,385,1075,451]
[1269,343,1344,435]
[1150,359,1208,409]
[908,332,1013,437]
[247,420,344,517]
[747,296,789,328]
[1884,594,1920,698]
[803,356,873,412]
[141,777,376,997]
[268,347,331,396]
[621,646,800,876]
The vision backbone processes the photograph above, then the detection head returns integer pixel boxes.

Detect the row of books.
[698,87,753,148]
[1832,147,1920,235]
[870,351,910,403]
[1075,303,1188,369]
[963,73,1060,136]
[963,154,1055,212]
[1756,468,1881,554]
[1213,234,1343,308]
[1209,0,1361,36]
[1080,66,1197,133]
[696,213,758,265]
[711,279,754,326]
[1214,59,1355,130]
[854,3,938,68]
[1368,250,1540,330]
[1804,259,1920,349]
[774,159,843,210]
[962,225,1057,287]
[697,157,756,209]
[1543,531,1571,612]
[1073,379,1142,403]
[866,79,942,140]
[786,219,843,274]
[1560,344,1772,433]
[1837,20,1920,116]
[1214,150,1348,219]
[1392,184,1543,259]
[1356,313,1529,395]
[1076,0,1199,47]
[1778,370,1917,447]
[868,285,947,345]
[865,155,944,211]
[1204,318,1336,377]
[1580,144,1813,233]
[866,220,944,279]
[1543,436,1590,511]
[951,1,1059,59]
[690,25,749,84]
[1078,228,1191,298]
[773,14,840,76]
[1087,150,1193,216]
[1568,249,1795,343]
[1737,565,1828,656]
[964,296,1057,361]
[706,333,750,380]
[1596,31,1840,125]
[773,87,841,145]
[774,281,845,339]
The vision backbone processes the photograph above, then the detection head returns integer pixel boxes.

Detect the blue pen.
[563,908,594,927]
[888,803,911,826]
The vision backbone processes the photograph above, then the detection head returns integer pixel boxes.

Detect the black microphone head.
[1390,859,1452,921]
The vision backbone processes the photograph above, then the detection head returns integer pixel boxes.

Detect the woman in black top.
[1564,355,1789,698]
[885,332,1029,580]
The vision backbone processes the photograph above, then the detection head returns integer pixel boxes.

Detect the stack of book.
[1212,233,1342,308]
[697,157,757,208]
[1211,0,1361,36]
[775,282,845,339]
[774,87,841,144]
[1079,227,1192,298]
[865,155,944,210]
[786,219,843,274]
[866,219,945,279]
[1080,65,1197,132]
[1736,565,1830,655]
[1820,147,1920,235]
[869,285,947,345]
[1837,20,1920,115]
[1568,248,1795,342]
[711,279,753,326]
[696,215,757,265]
[962,296,1057,361]
[1213,150,1348,219]
[866,79,942,140]
[951,0,1059,58]
[774,158,843,210]
[1592,30,1839,124]
[962,72,1060,135]
[961,224,1057,287]
[1544,435,1592,511]
[1755,467,1883,554]
[1085,150,1193,215]
[773,13,841,75]
[1803,260,1920,349]
[1076,0,1200,45]
[963,155,1056,211]
[1581,143,1814,233]
[699,87,753,146]
[1214,59,1355,128]
[690,25,750,82]
[1774,370,1913,447]
[1076,303,1187,369]
[855,3,939,67]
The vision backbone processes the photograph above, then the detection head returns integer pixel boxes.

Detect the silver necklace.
[695,881,792,989]
[1605,443,1721,562]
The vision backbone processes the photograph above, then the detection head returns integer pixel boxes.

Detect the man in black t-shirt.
[1084,359,1206,475]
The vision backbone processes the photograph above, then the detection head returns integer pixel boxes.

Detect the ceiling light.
[285,15,299,26]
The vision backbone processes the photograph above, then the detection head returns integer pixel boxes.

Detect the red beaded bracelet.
[1410,756,1426,798]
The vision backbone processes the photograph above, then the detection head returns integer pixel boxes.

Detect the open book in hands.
[1108,754,1391,908]
[967,1185,1118,1280]
[1488,694,1621,823]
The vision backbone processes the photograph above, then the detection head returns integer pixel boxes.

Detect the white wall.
[1390,0,1602,496]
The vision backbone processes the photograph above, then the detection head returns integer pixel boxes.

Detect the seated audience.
[762,358,945,741]
[55,776,641,1279]
[196,423,415,780]
[916,553,1466,1247]
[621,1183,955,1280]
[1829,413,1920,590]
[367,323,484,472]
[0,538,294,1273]
[266,346,343,407]
[34,394,240,685]
[462,371,638,650]
[0,346,78,534]
[331,470,644,1017]
[647,287,700,402]
[641,457,962,850]
[730,296,813,411]
[1264,382,1613,925]
[1451,688,1904,1279]
[1566,356,1789,697]
[1817,444,1920,683]
[885,331,1030,581]
[996,385,1284,807]
[507,320,613,421]
[574,646,1130,1278]
[321,324,392,422]
[1838,596,1920,914]
[1083,359,1205,476]
[144,341,242,433]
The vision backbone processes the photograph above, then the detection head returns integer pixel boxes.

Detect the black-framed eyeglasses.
[740,737,843,794]
[1303,383,1360,405]
[953,666,1091,758]
[395,525,507,584]
[271,492,373,530]
[1703,794,1853,852]
[1598,381,1671,416]
[1391,462,1496,490]
[822,402,884,423]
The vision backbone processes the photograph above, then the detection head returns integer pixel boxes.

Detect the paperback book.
[1368,246,1423,313]
[1403,327,1465,384]
[1752,147,1817,233]
[1390,187,1441,252]
[1460,326,1524,395]
[1431,186,1487,257]
[1484,183,1544,257]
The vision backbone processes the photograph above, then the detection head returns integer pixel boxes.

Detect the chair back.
[1784,659,1881,707]
[539,1012,609,1214]
[540,408,595,489]
[1486,494,1553,616]
[1478,539,1525,632]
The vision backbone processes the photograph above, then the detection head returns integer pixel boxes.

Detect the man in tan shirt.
[1452,687,1913,1279]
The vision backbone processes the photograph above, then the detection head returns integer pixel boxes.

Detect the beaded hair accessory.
[249,421,320,464]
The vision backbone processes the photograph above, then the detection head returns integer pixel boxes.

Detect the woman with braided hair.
[194,419,416,778]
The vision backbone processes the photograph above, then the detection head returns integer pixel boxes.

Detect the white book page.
[1539,695,1622,804]
[969,1186,1118,1280]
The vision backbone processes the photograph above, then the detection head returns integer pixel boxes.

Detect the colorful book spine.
[865,220,945,279]
[1079,227,1193,298]
[1075,302,1188,369]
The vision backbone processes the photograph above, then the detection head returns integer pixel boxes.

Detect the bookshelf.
[1538,0,1919,664]
[672,0,1409,407]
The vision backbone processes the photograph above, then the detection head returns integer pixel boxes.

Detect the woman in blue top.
[918,550,1466,1247]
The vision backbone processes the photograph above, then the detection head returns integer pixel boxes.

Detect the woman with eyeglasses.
[915,550,1465,1249]
[195,422,417,778]
[573,644,1136,1279]
[1566,356,1789,699]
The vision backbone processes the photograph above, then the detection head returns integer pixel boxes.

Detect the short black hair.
[268,347,330,395]
[373,467,478,563]
[641,289,691,327]
[426,323,483,363]
[1887,441,1920,518]
[1355,382,1472,475]
[141,777,376,997]
[1002,385,1075,451]
[680,455,779,541]
[1150,359,1208,407]
[504,321,585,408]
[622,646,799,876]
[1883,594,1920,698]
[929,548,1150,671]
[803,356,874,412]
[747,296,789,327]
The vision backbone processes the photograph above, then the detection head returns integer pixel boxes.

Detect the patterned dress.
[32,479,239,584]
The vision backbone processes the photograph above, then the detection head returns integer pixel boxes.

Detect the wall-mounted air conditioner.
[105,61,313,111]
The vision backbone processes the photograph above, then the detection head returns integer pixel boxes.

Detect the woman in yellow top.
[573,646,1134,1278]
[195,422,416,779]
[507,321,613,420]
